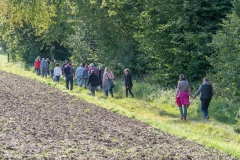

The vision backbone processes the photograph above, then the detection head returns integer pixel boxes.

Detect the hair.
[85,64,88,68]
[56,63,59,67]
[91,70,95,73]
[104,67,110,73]
[82,63,85,67]
[51,59,54,62]
[179,74,186,81]
[89,63,94,67]
[124,68,130,73]
[203,77,209,82]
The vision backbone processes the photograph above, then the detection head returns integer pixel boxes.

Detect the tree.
[210,0,240,100]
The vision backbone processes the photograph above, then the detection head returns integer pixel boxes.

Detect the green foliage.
[210,12,240,101]
[0,0,235,87]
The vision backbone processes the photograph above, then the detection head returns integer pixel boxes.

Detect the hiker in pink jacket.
[176,74,194,120]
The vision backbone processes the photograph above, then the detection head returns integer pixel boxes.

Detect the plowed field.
[0,71,234,159]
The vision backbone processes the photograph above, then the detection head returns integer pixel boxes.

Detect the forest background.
[1,0,240,125]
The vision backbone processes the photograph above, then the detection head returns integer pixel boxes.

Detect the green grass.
[0,53,240,158]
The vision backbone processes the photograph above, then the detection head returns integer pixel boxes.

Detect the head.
[124,68,130,74]
[203,77,209,83]
[56,63,59,67]
[51,59,54,62]
[89,63,94,67]
[79,63,82,67]
[68,62,72,66]
[179,74,186,81]
[99,66,103,70]
[91,70,95,74]
[65,60,68,63]
[104,67,110,73]
[54,60,57,63]
[85,64,88,68]
[42,58,45,60]
[82,63,85,67]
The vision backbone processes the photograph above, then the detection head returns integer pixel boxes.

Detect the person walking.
[87,70,100,96]
[88,63,99,90]
[64,63,75,90]
[98,66,104,89]
[88,63,99,76]
[176,74,194,120]
[82,64,89,89]
[46,58,50,76]
[124,68,134,98]
[54,63,62,82]
[34,58,41,76]
[194,77,214,119]
[49,59,55,79]
[75,63,85,87]
[40,58,48,78]
[62,60,68,79]
[102,67,114,97]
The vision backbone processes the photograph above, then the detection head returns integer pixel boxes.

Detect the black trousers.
[126,86,134,97]
[66,76,73,90]
[200,98,211,118]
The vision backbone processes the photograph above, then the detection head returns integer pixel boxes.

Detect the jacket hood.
[203,82,211,85]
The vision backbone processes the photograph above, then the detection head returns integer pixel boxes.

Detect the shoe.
[206,116,209,119]
[181,116,184,120]
[183,117,187,120]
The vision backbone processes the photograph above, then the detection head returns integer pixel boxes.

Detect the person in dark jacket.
[194,77,214,119]
[87,70,100,96]
[124,68,134,97]
[62,60,69,79]
[64,63,75,90]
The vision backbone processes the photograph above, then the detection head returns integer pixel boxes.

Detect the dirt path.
[0,71,234,159]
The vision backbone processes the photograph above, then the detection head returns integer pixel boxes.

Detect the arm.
[176,83,180,97]
[111,72,115,79]
[194,84,203,97]
[102,73,106,87]
[87,75,91,86]
[188,85,194,97]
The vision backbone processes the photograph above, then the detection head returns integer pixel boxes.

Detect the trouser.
[200,98,211,118]
[99,79,103,89]
[77,78,84,87]
[105,88,113,97]
[35,68,40,75]
[50,70,54,79]
[66,76,73,90]
[41,68,47,77]
[179,105,187,118]
[126,86,134,97]
[56,76,60,82]
[90,86,97,96]
[83,78,88,89]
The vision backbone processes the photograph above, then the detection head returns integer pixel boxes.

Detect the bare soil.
[0,71,234,159]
